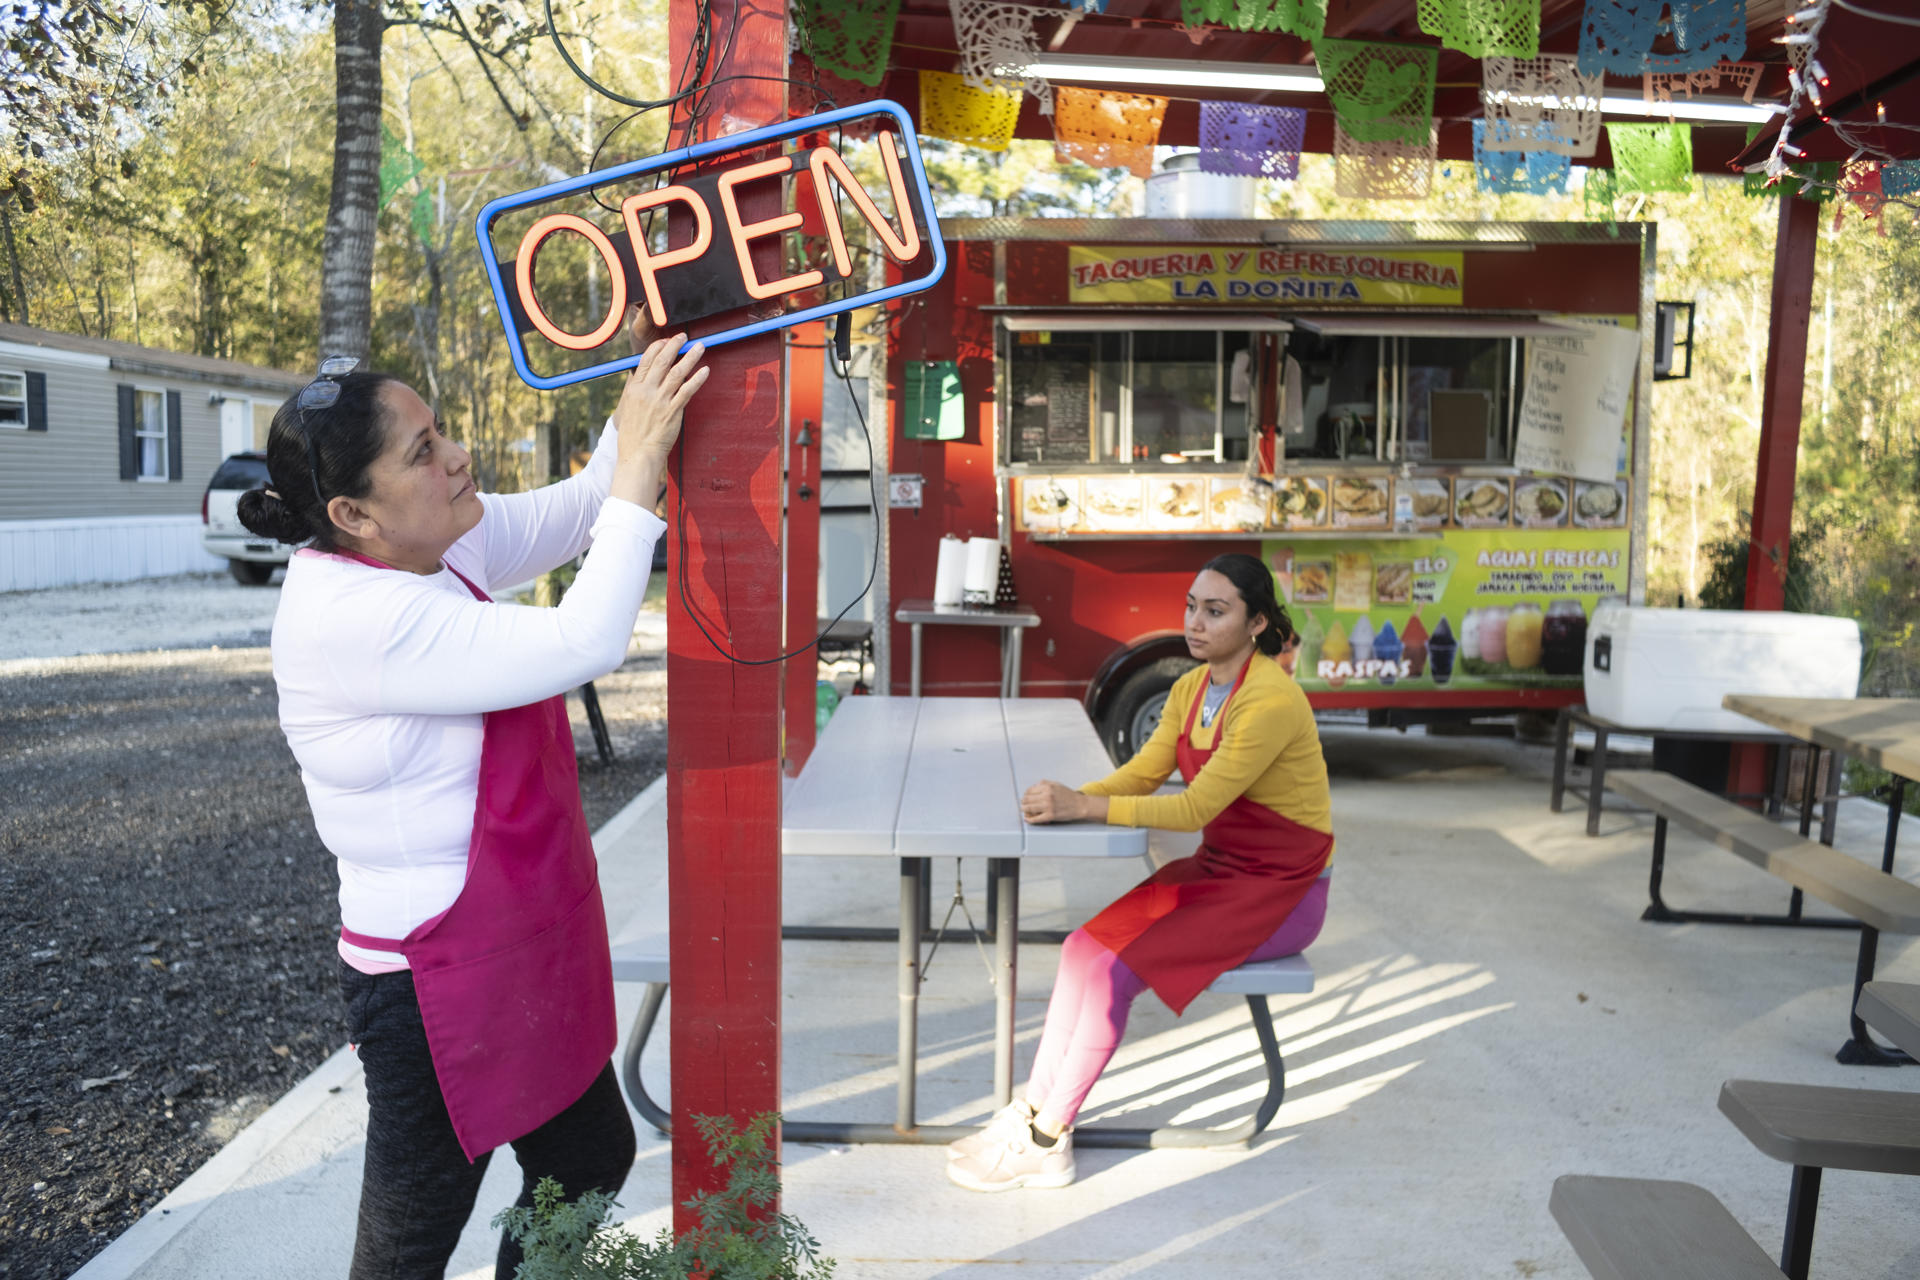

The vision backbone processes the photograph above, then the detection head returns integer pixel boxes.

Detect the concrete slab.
[74,727,1920,1280]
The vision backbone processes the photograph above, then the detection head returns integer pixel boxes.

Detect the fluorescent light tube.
[1032,52,1776,125]
[1599,95,1783,124]
[1032,53,1323,94]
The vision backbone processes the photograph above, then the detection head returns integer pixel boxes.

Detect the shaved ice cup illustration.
[1373,620,1403,685]
[1427,616,1458,686]
[1349,615,1375,666]
[1402,613,1429,678]
[1321,623,1352,688]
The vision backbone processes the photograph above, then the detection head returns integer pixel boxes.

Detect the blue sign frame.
[475,100,945,391]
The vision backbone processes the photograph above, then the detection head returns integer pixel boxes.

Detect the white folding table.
[781,696,1144,1143]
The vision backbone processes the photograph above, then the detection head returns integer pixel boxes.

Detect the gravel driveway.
[0,573,667,1279]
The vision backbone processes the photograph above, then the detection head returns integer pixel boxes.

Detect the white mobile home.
[0,322,305,592]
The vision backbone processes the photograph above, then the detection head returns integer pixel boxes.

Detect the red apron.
[335,553,617,1161]
[1082,658,1334,1016]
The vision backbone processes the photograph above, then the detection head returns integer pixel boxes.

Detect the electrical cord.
[670,310,886,667]
[544,0,715,111]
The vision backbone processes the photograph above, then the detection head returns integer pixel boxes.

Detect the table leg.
[1779,1164,1821,1280]
[910,623,923,698]
[1834,779,1915,1065]
[1587,726,1609,837]
[898,857,926,1131]
[1819,751,1843,847]
[1549,707,1573,814]
[984,861,999,942]
[990,856,1019,1106]
[1008,629,1024,699]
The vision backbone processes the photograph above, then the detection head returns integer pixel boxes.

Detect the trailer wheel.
[227,559,275,586]
[1101,657,1198,764]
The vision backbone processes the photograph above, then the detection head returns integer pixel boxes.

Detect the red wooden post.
[665,0,786,1226]
[785,321,825,776]
[1731,193,1820,799]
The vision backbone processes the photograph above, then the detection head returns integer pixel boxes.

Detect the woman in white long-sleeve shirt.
[238,318,706,1280]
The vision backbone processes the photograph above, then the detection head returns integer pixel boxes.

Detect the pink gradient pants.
[1026,875,1329,1133]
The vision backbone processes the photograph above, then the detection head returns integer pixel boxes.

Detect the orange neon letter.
[514,214,629,351]
[809,131,922,277]
[618,185,714,328]
[715,155,824,302]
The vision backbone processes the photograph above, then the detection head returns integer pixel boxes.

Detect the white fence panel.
[0,516,224,593]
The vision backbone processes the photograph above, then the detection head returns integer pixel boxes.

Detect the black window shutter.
[166,389,183,481]
[117,383,137,480]
[25,371,46,431]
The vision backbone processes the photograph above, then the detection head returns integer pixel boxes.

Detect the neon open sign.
[475,101,945,390]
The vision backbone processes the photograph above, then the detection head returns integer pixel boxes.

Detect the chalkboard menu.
[1009,342,1095,463]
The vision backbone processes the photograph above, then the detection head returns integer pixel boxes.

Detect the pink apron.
[1083,658,1334,1015]
[335,552,617,1161]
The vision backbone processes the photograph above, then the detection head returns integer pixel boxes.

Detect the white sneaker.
[946,1126,1076,1192]
[946,1098,1035,1163]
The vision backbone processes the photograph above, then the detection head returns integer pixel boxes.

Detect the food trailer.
[884,219,1653,760]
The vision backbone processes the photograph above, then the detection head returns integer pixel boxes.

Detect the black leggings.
[340,962,636,1280]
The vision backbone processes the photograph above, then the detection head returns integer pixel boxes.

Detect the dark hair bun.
[237,488,313,545]
[1202,551,1295,657]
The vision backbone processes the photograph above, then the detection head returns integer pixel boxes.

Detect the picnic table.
[1723,695,1920,1065]
[780,695,1144,1143]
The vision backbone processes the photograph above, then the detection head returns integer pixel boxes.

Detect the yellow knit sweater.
[1082,657,1333,839]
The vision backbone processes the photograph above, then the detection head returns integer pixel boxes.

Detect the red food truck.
[880,217,1654,761]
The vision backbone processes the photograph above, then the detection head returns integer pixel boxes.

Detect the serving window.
[1001,314,1569,472]
[1001,321,1267,468]
[1282,315,1572,467]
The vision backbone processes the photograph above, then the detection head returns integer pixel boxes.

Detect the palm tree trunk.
[319,0,385,361]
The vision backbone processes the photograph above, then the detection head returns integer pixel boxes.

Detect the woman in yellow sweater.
[947,553,1333,1193]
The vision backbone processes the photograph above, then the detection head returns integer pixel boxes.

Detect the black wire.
[544,0,714,111]
[670,325,884,667]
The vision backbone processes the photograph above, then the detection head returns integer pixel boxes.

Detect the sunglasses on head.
[295,356,359,508]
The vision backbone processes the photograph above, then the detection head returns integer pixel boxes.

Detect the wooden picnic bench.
[1549,706,1828,839]
[1604,769,1920,1064]
[1856,981,1920,1060]
[1552,994,1920,1280]
[1551,1175,1787,1280]
[608,937,1315,1148]
[1718,1077,1920,1280]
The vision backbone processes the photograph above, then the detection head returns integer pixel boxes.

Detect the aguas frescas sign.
[476,101,945,390]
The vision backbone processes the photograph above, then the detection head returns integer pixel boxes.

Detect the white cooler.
[1583,602,1861,734]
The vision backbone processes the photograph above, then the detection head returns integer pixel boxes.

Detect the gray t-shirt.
[1199,678,1232,729]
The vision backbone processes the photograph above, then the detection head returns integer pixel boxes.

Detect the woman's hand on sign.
[625,303,660,358]
[1022,780,1105,825]
[609,329,706,511]
[617,330,707,461]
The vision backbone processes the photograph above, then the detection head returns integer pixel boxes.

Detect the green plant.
[495,1113,835,1280]
[1694,527,1823,612]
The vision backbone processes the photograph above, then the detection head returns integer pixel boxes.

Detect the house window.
[0,370,25,428]
[135,388,168,479]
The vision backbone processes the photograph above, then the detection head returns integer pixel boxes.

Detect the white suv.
[202,453,293,585]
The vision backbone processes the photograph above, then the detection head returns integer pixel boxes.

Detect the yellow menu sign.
[1067,246,1465,306]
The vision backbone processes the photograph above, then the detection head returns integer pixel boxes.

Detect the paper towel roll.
[963,536,1000,606]
[932,535,968,607]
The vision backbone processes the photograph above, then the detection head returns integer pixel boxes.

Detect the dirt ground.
[0,643,665,1280]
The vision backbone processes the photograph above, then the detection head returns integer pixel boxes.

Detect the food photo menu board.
[1014,471,1628,537]
[1264,528,1630,693]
